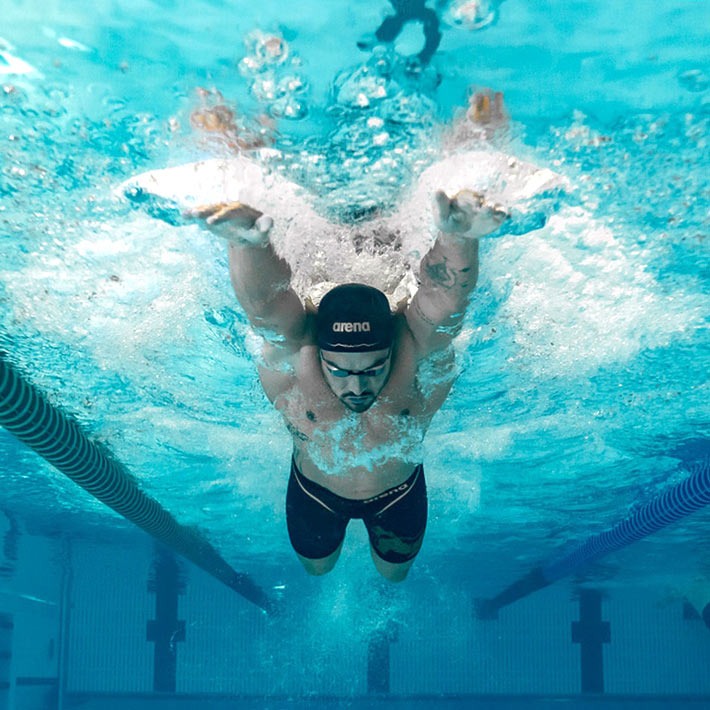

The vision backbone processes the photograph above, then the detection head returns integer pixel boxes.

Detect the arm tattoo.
[424,257,472,292]
[425,259,457,289]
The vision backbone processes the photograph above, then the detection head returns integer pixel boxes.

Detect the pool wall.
[2,523,710,708]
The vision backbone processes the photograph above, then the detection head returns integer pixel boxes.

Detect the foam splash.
[486,211,701,377]
[117,148,569,310]
[0,38,43,77]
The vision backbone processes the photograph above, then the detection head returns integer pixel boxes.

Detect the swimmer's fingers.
[254,214,273,234]
[490,203,510,222]
[186,201,262,226]
[450,190,487,231]
[185,203,228,219]
[433,190,451,223]
[186,201,271,244]
[436,190,469,231]
[469,202,510,237]
[434,189,479,233]
[453,189,485,212]
[434,189,507,235]
[206,203,262,227]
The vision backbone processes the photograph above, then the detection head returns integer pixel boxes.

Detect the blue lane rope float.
[475,456,710,619]
[0,352,275,615]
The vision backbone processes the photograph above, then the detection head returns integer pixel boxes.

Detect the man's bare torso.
[258,315,455,498]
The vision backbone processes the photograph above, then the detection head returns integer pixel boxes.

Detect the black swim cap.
[316,283,393,353]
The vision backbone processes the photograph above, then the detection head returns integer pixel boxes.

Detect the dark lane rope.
[475,455,710,619]
[0,352,275,615]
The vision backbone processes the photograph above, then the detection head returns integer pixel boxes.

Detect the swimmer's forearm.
[188,201,305,339]
[407,231,479,348]
[418,231,479,302]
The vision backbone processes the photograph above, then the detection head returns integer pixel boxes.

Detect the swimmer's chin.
[341,395,375,413]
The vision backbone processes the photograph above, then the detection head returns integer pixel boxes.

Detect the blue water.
[2,0,710,704]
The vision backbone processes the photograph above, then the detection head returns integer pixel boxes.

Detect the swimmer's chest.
[281,390,425,493]
[281,388,420,451]
[274,343,427,457]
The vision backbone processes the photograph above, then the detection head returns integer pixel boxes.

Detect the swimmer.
[188,190,507,582]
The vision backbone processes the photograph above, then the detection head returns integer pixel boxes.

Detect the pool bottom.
[56,692,710,710]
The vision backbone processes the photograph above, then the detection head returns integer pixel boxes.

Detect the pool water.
[1,0,710,705]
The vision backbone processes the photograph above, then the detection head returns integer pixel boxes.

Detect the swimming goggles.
[320,356,389,378]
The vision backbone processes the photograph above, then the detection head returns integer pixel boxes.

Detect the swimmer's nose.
[347,375,368,395]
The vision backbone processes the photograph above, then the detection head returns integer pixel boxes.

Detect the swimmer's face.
[319,348,392,413]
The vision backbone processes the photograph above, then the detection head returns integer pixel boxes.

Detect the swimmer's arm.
[406,190,506,356]
[228,240,307,346]
[188,202,307,347]
[406,231,479,355]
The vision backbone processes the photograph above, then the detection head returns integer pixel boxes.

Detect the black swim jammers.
[286,458,427,564]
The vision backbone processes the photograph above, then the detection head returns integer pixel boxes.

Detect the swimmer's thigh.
[286,468,348,561]
[365,466,428,565]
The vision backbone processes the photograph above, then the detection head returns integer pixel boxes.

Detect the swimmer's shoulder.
[393,311,430,363]
[258,312,318,403]
[384,315,423,399]
[391,312,457,415]
[392,312,416,358]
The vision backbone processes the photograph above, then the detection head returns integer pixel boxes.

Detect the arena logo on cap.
[332,321,371,333]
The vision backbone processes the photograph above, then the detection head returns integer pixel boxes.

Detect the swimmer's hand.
[185,201,273,245]
[433,189,508,238]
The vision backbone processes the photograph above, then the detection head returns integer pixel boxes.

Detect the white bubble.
[57,37,91,52]
[444,0,499,31]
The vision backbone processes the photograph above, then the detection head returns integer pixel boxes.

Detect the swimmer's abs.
[292,450,420,500]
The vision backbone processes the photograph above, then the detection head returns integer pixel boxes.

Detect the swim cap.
[316,283,393,353]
